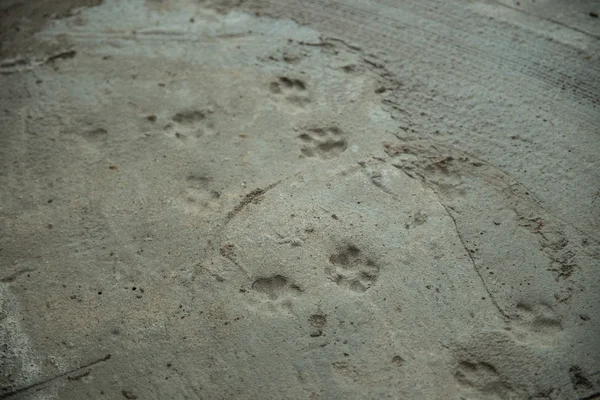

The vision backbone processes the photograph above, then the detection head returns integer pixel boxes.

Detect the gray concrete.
[0,0,599,399]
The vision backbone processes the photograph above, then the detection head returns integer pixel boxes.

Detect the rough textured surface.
[0,0,598,399]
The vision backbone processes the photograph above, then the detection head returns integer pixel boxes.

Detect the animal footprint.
[509,302,562,344]
[455,361,513,398]
[569,365,593,393]
[269,76,310,108]
[82,127,108,143]
[252,275,302,300]
[326,244,379,293]
[298,126,347,159]
[179,174,221,214]
[166,109,216,141]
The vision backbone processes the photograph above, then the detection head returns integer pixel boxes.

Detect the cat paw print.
[180,174,221,214]
[454,360,515,398]
[165,108,217,142]
[326,244,379,293]
[507,302,563,345]
[250,274,303,315]
[252,275,302,300]
[269,76,310,108]
[298,126,347,159]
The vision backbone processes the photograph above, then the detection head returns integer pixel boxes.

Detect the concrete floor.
[0,0,599,399]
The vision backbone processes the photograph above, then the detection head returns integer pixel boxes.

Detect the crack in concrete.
[0,354,111,399]
[438,202,510,321]
[387,158,510,321]
[358,158,509,320]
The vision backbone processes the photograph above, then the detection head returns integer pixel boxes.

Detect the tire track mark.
[243,0,600,113]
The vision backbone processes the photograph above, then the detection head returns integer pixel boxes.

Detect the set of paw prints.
[249,242,380,310]
[268,76,349,160]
